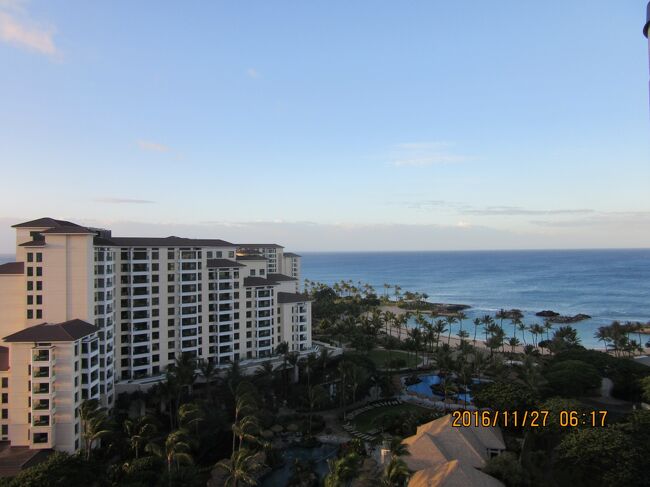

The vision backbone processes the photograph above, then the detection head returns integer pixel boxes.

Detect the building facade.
[0,217,312,453]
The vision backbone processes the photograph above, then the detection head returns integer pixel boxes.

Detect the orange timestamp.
[451,409,608,428]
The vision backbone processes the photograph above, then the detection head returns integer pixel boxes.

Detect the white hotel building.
[0,217,311,453]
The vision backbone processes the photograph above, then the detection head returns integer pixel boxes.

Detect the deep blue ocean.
[3,249,649,349]
[301,249,650,349]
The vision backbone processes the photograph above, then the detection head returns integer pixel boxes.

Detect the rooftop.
[4,319,97,343]
[283,252,301,258]
[237,244,284,249]
[12,217,83,229]
[0,262,24,275]
[268,273,297,282]
[408,460,504,487]
[206,258,245,268]
[402,414,505,472]
[98,236,234,247]
[277,292,311,304]
[243,276,278,287]
[236,254,267,261]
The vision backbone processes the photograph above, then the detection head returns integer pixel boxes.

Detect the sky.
[0,0,649,252]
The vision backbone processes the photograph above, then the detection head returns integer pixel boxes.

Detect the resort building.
[0,217,312,453]
[401,415,505,487]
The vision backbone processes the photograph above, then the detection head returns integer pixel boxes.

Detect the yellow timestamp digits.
[451,409,608,428]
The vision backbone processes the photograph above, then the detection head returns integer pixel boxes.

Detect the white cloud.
[247,68,259,78]
[390,141,470,167]
[0,2,58,58]
[136,140,171,153]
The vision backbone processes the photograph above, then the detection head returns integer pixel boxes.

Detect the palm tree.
[433,319,447,350]
[233,415,260,450]
[445,316,457,345]
[216,448,262,487]
[198,358,218,402]
[276,341,290,399]
[382,457,410,487]
[231,385,257,453]
[457,311,467,336]
[319,347,332,375]
[151,429,193,478]
[123,416,156,460]
[517,321,528,346]
[306,385,327,434]
[508,336,521,354]
[178,402,204,435]
[79,399,112,461]
[388,437,410,457]
[472,317,481,346]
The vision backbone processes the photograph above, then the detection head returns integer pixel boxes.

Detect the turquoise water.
[260,444,338,486]
[301,250,650,349]
[406,374,473,402]
[407,374,442,396]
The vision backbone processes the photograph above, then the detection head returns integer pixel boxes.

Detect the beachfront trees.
[123,416,157,460]
[216,449,263,487]
[472,317,481,346]
[445,316,457,345]
[79,399,112,461]
[433,319,447,350]
[508,336,521,354]
[306,385,328,434]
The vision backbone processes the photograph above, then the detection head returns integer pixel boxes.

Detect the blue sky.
[0,0,649,251]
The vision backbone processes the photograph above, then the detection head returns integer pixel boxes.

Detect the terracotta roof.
[277,292,310,304]
[408,460,504,487]
[4,320,97,342]
[207,258,244,268]
[268,273,297,282]
[0,262,24,275]
[18,240,46,247]
[243,276,277,287]
[12,217,83,229]
[236,254,267,261]
[283,252,301,258]
[403,415,505,472]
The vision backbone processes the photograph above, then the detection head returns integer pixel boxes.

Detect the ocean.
[3,249,649,349]
[300,249,650,349]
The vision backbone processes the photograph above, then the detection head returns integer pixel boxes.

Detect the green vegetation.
[356,349,419,369]
[5,278,649,487]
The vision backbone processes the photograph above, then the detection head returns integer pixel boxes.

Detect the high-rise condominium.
[0,217,312,452]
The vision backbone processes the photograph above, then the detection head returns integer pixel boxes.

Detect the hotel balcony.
[31,348,55,366]
[32,415,52,427]
[32,384,56,400]
[31,399,54,412]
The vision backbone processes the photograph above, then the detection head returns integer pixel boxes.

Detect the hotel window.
[1,394,7,404]
[27,253,33,262]
[1,425,7,436]
[27,310,33,319]
[36,310,42,319]
[1,409,7,419]
[1,379,6,388]
[216,251,223,258]
[36,267,42,276]
[36,295,42,305]
[36,253,42,262]
[27,281,33,291]
[229,251,235,258]
[250,270,256,276]
[36,281,42,291]
[27,296,33,305]
[27,267,33,276]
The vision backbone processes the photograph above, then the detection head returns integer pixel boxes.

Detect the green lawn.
[352,404,430,433]
[358,349,420,369]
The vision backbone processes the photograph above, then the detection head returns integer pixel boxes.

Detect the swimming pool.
[260,444,338,486]
[406,374,443,396]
